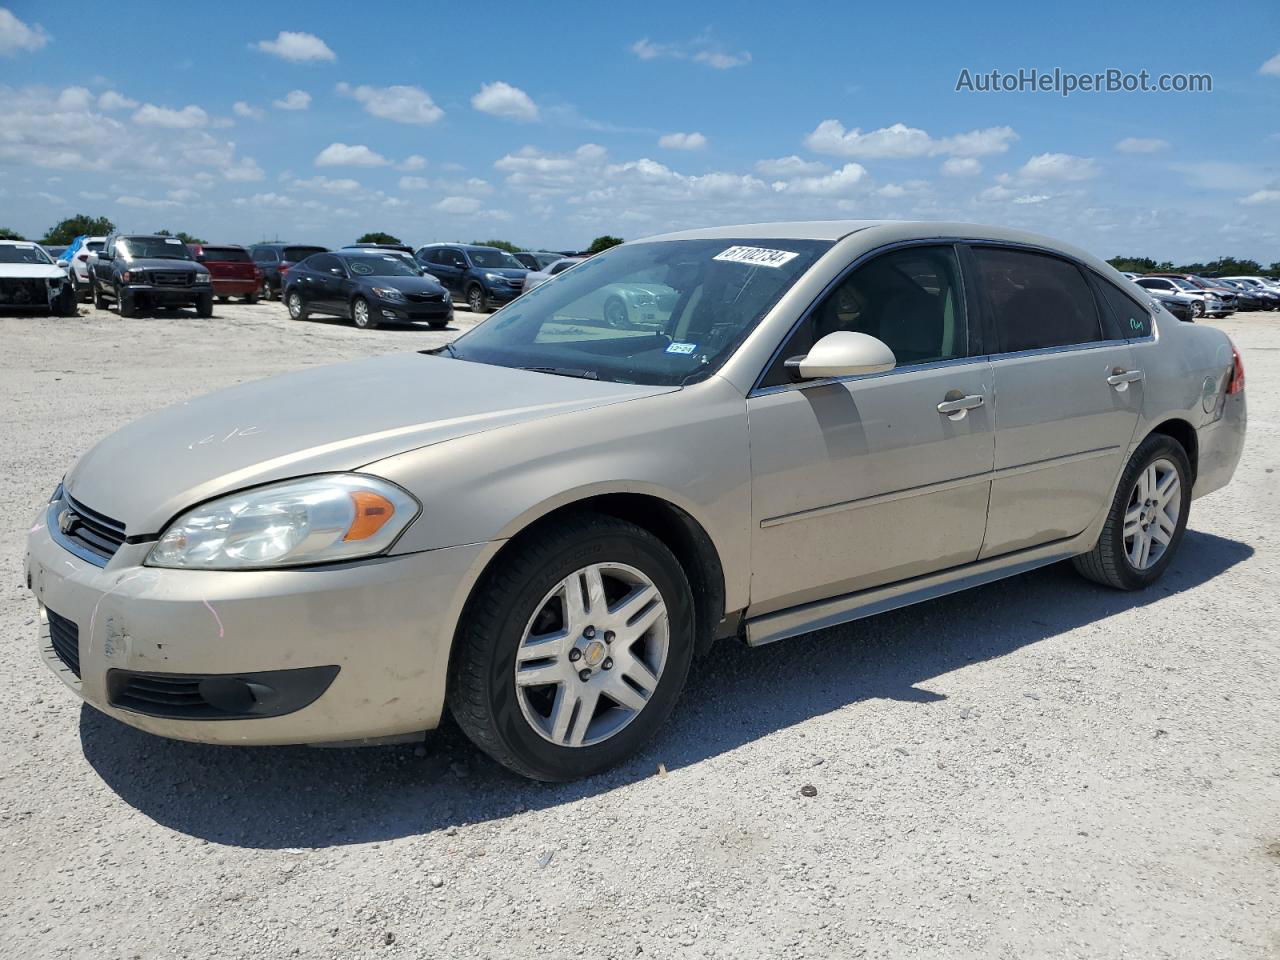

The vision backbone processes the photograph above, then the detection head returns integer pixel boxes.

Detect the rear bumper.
[211,278,258,297]
[25,513,499,745]
[1194,392,1246,500]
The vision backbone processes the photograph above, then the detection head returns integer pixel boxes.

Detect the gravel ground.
[1,301,1277,960]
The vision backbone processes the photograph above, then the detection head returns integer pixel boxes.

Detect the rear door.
[306,254,347,312]
[969,244,1142,558]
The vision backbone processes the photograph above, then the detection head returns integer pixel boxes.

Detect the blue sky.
[1,0,1278,261]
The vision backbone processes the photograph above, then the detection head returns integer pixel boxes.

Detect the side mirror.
[785,331,897,380]
[56,259,69,268]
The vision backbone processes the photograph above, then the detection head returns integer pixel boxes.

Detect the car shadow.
[299,314,452,333]
[79,529,1252,849]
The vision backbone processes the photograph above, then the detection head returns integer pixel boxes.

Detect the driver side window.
[761,244,969,387]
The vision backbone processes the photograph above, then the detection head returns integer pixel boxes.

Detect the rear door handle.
[937,394,985,420]
[1107,368,1144,391]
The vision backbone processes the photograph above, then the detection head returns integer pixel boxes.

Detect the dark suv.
[249,242,329,300]
[89,235,213,318]
[414,243,528,312]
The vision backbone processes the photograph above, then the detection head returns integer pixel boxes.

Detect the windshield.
[119,237,193,260]
[0,243,53,265]
[344,255,423,277]
[446,238,832,386]
[198,246,251,262]
[470,249,523,269]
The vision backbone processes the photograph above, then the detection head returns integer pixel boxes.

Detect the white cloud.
[167,188,199,202]
[1259,51,1280,77]
[630,35,751,69]
[97,90,138,111]
[0,8,49,56]
[116,195,178,209]
[399,154,426,171]
[223,157,264,181]
[755,156,828,178]
[471,81,539,121]
[658,132,707,150]
[399,176,431,190]
[1240,189,1280,205]
[272,89,311,111]
[1018,152,1099,181]
[436,196,483,214]
[806,121,1018,159]
[314,142,388,167]
[1012,194,1051,205]
[337,82,442,124]
[56,87,92,110]
[290,175,361,194]
[774,162,869,196]
[1115,137,1169,154]
[233,101,264,120]
[132,103,209,129]
[253,31,335,63]
[941,157,981,176]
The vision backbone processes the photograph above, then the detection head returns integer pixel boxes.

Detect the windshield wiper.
[520,366,599,380]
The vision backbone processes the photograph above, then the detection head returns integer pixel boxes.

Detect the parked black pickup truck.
[89,235,214,317]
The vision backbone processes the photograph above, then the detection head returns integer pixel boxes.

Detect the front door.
[968,245,1142,558]
[747,244,995,616]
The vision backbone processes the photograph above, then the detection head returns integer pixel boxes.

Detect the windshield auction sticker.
[713,246,800,268]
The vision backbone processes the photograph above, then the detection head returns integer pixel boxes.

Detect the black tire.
[466,285,487,313]
[286,290,308,321]
[428,319,449,330]
[54,284,77,317]
[196,294,214,318]
[244,293,259,304]
[603,295,630,328]
[449,514,695,781]
[351,296,378,329]
[1072,433,1192,590]
[217,295,229,303]
[92,282,108,310]
[118,291,138,318]
[1191,299,1205,319]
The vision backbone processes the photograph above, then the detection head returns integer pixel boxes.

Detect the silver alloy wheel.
[513,562,669,748]
[467,287,484,312]
[261,279,272,301]
[1123,457,1181,570]
[353,299,369,327]
[287,293,302,319]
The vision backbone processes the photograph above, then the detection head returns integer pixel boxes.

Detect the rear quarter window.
[1093,276,1153,338]
[284,246,327,262]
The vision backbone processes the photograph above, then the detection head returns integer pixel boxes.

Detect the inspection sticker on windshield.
[666,341,697,355]
[164,237,181,244]
[713,245,799,268]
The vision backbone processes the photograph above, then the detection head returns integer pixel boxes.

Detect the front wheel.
[448,515,694,781]
[351,296,378,329]
[286,290,307,321]
[1191,299,1205,319]
[603,295,630,329]
[466,285,487,313]
[118,291,138,318]
[54,284,77,317]
[1072,434,1191,590]
[196,294,214,318]
[92,282,108,310]
[260,278,274,301]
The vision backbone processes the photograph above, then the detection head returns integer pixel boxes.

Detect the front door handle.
[937,393,985,421]
[1107,368,1144,391]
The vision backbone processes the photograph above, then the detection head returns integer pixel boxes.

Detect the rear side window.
[253,247,278,263]
[284,246,327,263]
[308,254,344,274]
[1094,276,1152,338]
[972,247,1101,353]
[199,247,251,262]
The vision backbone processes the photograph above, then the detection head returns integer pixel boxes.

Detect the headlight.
[194,273,210,283]
[371,286,405,301]
[122,270,143,283]
[146,474,419,570]
[483,272,505,283]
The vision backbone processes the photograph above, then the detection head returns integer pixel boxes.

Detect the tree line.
[1106,255,1278,276]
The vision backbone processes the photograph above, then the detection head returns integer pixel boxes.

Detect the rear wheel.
[244,293,258,304]
[286,291,307,321]
[449,515,694,781]
[603,295,630,329]
[352,296,378,329]
[260,278,273,301]
[1072,434,1191,590]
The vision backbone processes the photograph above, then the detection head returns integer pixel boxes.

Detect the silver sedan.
[25,220,1246,780]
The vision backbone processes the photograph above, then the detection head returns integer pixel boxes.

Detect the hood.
[64,353,674,534]
[0,263,65,280]
[362,275,447,295]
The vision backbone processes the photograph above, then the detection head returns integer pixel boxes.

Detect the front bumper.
[484,284,522,304]
[25,511,496,745]
[124,284,210,305]
[376,299,453,323]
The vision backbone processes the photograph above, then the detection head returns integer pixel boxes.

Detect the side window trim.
[751,240,976,395]
[965,241,1109,358]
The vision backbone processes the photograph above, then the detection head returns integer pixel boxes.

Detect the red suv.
[187,244,262,303]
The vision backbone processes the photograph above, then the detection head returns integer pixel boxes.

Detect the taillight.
[1226,340,1245,395]
[77,252,88,261]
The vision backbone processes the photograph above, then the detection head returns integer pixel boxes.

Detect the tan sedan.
[26,221,1246,780]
